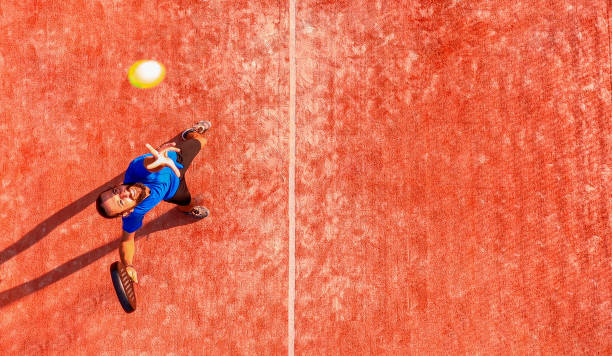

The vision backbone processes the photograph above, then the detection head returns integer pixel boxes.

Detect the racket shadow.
[0,206,200,309]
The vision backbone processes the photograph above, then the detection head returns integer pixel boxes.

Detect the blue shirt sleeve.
[124,153,183,184]
[121,151,184,233]
[124,155,153,183]
[167,151,182,168]
[122,213,144,233]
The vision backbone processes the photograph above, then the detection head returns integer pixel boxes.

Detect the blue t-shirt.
[121,151,184,233]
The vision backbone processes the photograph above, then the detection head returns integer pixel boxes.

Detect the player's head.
[96,183,149,218]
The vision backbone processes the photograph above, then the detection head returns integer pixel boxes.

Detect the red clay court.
[0,0,610,355]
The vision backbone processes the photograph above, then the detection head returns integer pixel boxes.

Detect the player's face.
[100,183,148,217]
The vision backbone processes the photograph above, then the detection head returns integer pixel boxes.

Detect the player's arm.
[119,230,138,283]
[143,156,163,173]
[142,142,172,173]
[142,143,181,176]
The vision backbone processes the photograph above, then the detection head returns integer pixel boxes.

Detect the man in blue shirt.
[95,121,211,283]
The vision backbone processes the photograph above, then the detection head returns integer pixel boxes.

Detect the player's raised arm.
[143,143,181,177]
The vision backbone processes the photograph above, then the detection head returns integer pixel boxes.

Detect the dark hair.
[96,189,121,219]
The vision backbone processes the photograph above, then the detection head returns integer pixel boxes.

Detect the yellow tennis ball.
[128,60,166,88]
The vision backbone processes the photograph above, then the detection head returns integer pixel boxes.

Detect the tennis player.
[96,121,212,283]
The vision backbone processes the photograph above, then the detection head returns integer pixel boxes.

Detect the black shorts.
[165,139,201,206]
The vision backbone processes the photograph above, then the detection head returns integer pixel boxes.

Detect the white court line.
[288,0,296,355]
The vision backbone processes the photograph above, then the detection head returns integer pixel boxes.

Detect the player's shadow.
[0,172,125,267]
[0,131,194,309]
[0,206,199,308]
[0,133,185,268]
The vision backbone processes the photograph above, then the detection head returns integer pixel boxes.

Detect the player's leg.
[181,120,211,144]
[155,121,210,159]
[185,131,207,148]
[177,197,209,218]
[173,120,211,170]
[167,177,209,218]
[165,121,211,218]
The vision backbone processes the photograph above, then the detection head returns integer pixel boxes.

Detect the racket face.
[110,261,137,313]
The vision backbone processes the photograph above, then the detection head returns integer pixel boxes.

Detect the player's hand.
[125,265,138,284]
[157,142,181,153]
[145,143,181,177]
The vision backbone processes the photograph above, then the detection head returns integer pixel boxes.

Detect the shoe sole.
[181,121,212,140]
[184,206,209,219]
